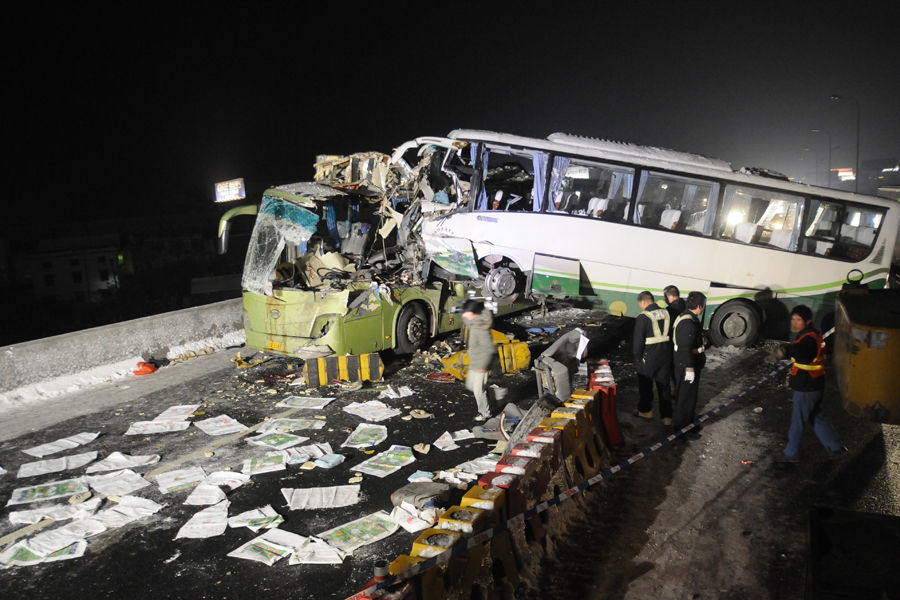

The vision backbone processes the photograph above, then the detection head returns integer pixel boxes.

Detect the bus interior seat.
[734,222,761,244]
[588,197,610,217]
[816,240,834,255]
[659,209,681,230]
[816,207,836,234]
[856,226,876,246]
[769,229,794,250]
[840,224,859,241]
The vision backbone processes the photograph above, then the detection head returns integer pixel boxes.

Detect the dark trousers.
[637,372,672,418]
[784,390,842,459]
[673,366,701,430]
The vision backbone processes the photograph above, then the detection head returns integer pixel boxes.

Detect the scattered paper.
[155,466,207,494]
[86,451,160,473]
[342,400,401,422]
[28,517,106,555]
[453,453,501,476]
[9,497,103,525]
[193,415,248,436]
[125,419,191,435]
[288,536,346,565]
[451,429,475,441]
[154,405,200,420]
[87,469,151,496]
[378,385,415,400]
[314,454,345,469]
[389,501,437,533]
[184,471,250,505]
[277,396,335,409]
[176,500,230,539]
[242,454,286,475]
[228,505,285,532]
[17,451,98,478]
[23,433,99,458]
[434,432,460,451]
[92,496,164,528]
[341,423,388,448]
[283,443,332,464]
[0,538,89,567]
[318,511,398,554]
[281,485,360,510]
[260,418,326,433]
[354,445,415,478]
[407,470,434,483]
[247,431,309,450]
[7,478,90,506]
[227,528,306,565]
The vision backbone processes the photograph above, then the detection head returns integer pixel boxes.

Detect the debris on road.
[276,395,335,409]
[227,505,284,532]
[86,469,151,496]
[17,451,98,478]
[354,445,415,478]
[341,423,388,448]
[317,510,398,554]
[176,500,230,539]
[227,527,306,565]
[85,452,160,473]
[342,400,401,422]
[7,478,90,506]
[193,415,248,436]
[280,484,361,510]
[155,467,207,494]
[23,432,99,458]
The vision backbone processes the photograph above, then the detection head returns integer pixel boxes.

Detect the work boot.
[633,410,654,420]
[662,417,672,426]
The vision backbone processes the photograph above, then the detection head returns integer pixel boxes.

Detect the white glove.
[684,368,695,383]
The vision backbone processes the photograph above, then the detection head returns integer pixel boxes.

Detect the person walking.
[775,305,846,462]
[461,299,495,422]
[672,291,707,436]
[633,291,673,425]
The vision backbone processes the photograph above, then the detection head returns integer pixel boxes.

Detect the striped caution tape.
[352,361,792,599]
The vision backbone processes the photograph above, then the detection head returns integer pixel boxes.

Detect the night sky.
[7,2,900,227]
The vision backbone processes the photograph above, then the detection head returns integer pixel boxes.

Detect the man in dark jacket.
[664,285,686,323]
[672,291,707,434]
[633,291,673,424]
[462,299,495,422]
[774,305,845,462]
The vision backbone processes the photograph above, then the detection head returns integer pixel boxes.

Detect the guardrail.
[0,298,243,395]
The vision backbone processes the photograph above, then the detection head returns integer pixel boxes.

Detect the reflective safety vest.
[641,308,670,345]
[672,313,704,353]
[790,330,826,377]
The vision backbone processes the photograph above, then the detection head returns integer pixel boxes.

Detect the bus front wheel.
[395,302,429,354]
[708,301,761,347]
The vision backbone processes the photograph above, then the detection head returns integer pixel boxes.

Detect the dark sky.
[7,2,899,227]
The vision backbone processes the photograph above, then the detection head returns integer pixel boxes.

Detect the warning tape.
[351,360,792,599]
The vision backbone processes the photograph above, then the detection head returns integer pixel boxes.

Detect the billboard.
[215,178,246,202]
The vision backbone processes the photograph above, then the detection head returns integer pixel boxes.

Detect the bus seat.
[840,224,858,241]
[770,229,794,250]
[856,226,876,246]
[659,209,681,230]
[816,240,834,256]
[588,197,610,217]
[734,222,761,243]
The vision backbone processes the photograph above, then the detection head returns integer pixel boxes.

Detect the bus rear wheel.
[395,302,429,354]
[483,264,522,305]
[708,301,761,347]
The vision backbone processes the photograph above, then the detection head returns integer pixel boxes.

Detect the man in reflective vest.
[672,291,707,435]
[774,304,845,462]
[633,291,673,424]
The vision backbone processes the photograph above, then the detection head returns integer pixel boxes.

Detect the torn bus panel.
[314,152,396,197]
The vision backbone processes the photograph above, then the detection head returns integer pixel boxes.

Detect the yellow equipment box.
[303,353,384,386]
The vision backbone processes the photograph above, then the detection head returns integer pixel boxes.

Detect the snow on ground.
[0,330,245,418]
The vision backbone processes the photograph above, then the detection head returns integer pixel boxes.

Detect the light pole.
[830,94,860,193]
[810,128,832,188]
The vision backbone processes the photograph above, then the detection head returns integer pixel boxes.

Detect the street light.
[810,128,832,188]
[830,94,860,193]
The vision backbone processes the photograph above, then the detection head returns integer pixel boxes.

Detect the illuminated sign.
[215,178,246,202]
[831,168,856,182]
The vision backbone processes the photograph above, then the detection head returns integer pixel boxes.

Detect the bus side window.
[635,172,716,235]
[552,159,633,219]
[481,147,536,212]
[719,185,803,251]
[829,206,885,260]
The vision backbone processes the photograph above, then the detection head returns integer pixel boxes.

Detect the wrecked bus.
[218,141,528,359]
[418,130,900,346]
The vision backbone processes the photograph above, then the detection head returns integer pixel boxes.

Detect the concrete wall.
[0,298,243,394]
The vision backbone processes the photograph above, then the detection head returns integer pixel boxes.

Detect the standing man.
[775,305,845,462]
[664,285,685,323]
[633,291,673,425]
[461,299,495,422]
[672,291,707,435]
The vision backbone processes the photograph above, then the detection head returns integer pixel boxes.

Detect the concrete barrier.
[0,298,243,394]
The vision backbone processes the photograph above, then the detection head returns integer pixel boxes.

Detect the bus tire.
[483,264,523,305]
[708,301,761,347]
[395,302,429,354]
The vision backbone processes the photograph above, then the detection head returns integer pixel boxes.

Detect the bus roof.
[447,129,896,209]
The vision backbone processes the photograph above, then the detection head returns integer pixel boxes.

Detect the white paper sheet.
[341,423,388,448]
[154,404,200,420]
[282,443,332,464]
[6,478,90,506]
[155,466,207,494]
[86,469,151,496]
[85,451,160,473]
[389,501,437,533]
[9,497,103,525]
[193,415,248,436]
[277,396,335,409]
[317,511,399,554]
[246,431,309,450]
[241,454,286,475]
[280,485,360,510]
[184,484,227,505]
[228,505,284,532]
[227,528,306,565]
[342,400,401,422]
[288,536,346,565]
[176,500,230,539]
[17,451,98,478]
[92,496,165,528]
[259,418,326,433]
[354,445,416,478]
[434,431,460,451]
[125,419,192,435]
[28,517,106,555]
[23,432,100,458]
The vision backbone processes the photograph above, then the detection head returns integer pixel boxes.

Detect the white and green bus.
[418,130,900,346]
